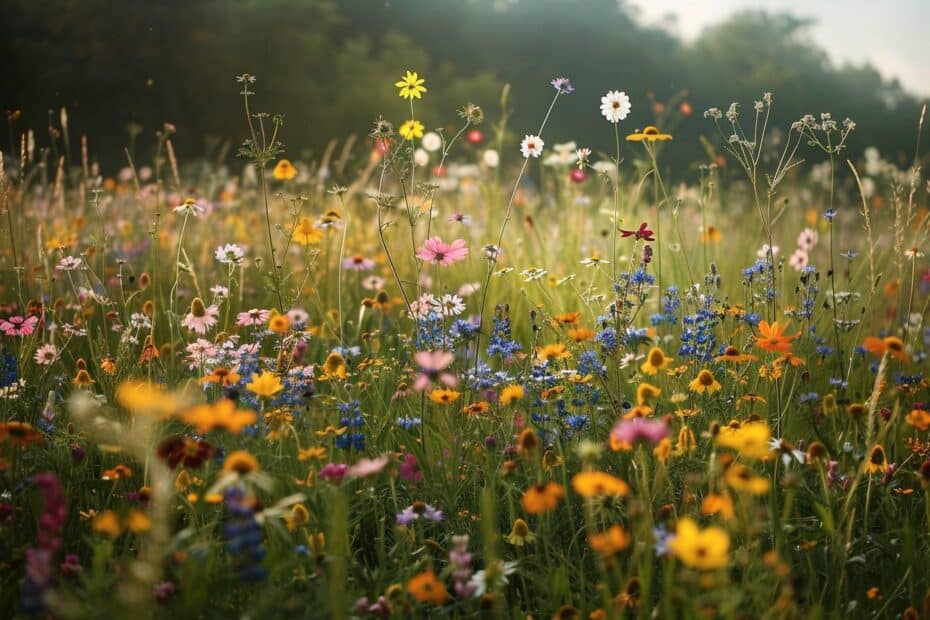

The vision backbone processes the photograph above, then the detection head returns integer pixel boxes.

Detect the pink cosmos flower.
[34,343,58,365]
[346,455,390,478]
[416,237,468,266]
[610,418,669,446]
[1,315,38,336]
[413,350,458,391]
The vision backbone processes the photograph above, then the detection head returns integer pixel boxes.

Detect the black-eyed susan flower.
[862,335,909,363]
[689,369,721,395]
[640,346,672,375]
[723,463,771,495]
[429,388,460,405]
[504,518,536,546]
[223,450,260,475]
[626,126,672,142]
[636,382,661,406]
[716,421,772,459]
[395,70,426,100]
[864,444,887,475]
[715,345,757,363]
[499,384,525,406]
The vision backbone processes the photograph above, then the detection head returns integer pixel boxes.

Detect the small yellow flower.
[395,70,427,100]
[499,384,525,406]
[669,517,729,570]
[399,119,425,141]
[223,450,261,475]
[504,518,536,546]
[429,388,461,405]
[272,159,298,180]
[640,347,672,375]
[268,312,291,334]
[92,511,122,538]
[246,371,284,398]
[716,421,772,459]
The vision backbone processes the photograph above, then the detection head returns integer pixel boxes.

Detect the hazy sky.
[630,0,930,96]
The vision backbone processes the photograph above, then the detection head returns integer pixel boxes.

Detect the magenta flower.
[413,350,458,391]
[416,237,469,266]
[319,463,349,484]
[398,453,422,483]
[610,418,669,446]
[0,315,38,336]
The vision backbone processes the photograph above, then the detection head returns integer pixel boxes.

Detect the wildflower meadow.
[3,52,930,620]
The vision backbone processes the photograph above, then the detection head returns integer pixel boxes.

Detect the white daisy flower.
[600,90,631,123]
[519,134,544,159]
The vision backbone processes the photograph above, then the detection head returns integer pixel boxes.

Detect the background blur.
[2,0,926,172]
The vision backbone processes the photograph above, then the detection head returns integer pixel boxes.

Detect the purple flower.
[550,77,575,95]
[611,418,669,446]
[398,453,422,483]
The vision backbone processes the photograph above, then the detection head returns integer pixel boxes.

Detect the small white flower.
[421,132,442,152]
[600,90,631,123]
[482,149,500,168]
[413,148,429,167]
[520,135,544,159]
[214,243,245,265]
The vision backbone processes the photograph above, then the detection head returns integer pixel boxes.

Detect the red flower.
[619,222,655,242]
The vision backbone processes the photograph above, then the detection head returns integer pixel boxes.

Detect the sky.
[629,0,930,96]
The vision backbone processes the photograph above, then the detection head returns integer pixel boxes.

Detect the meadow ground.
[1,72,930,619]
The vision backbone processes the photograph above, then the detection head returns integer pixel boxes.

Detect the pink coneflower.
[416,237,468,266]
[181,298,219,335]
[448,213,472,226]
[1,315,38,336]
[56,256,83,271]
[413,350,458,391]
[236,308,271,327]
[399,453,423,483]
[342,255,376,271]
[33,343,58,365]
[611,418,669,446]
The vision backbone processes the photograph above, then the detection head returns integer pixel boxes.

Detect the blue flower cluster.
[337,400,365,450]
[223,486,267,582]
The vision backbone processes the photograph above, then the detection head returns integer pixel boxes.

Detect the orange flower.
[906,408,930,431]
[181,399,257,434]
[700,492,735,520]
[755,320,800,353]
[102,464,133,481]
[272,159,297,181]
[0,421,43,448]
[572,472,630,498]
[588,525,630,556]
[407,570,448,604]
[521,482,565,514]
[862,336,909,363]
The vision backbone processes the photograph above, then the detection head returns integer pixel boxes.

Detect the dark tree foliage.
[0,0,922,172]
